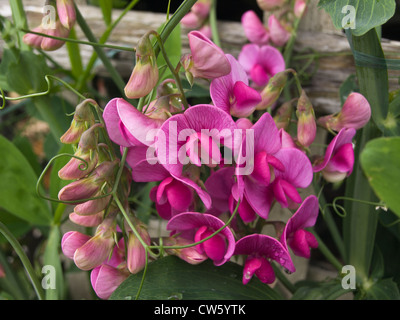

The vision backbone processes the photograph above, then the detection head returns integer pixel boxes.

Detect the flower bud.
[58,160,118,203]
[163,237,208,265]
[58,124,101,181]
[69,211,104,227]
[91,264,129,300]
[294,0,307,18]
[61,231,91,260]
[57,0,76,30]
[40,20,70,51]
[296,90,316,147]
[124,32,159,99]
[256,70,290,110]
[317,92,371,132]
[74,214,117,270]
[23,26,45,49]
[126,220,151,274]
[274,99,295,130]
[60,99,96,144]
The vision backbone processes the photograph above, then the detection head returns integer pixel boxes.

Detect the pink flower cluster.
[23,0,76,51]
[58,9,371,299]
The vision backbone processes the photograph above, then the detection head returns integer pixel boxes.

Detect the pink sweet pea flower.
[155,104,239,177]
[210,54,261,118]
[103,98,165,148]
[317,92,371,132]
[69,211,104,227]
[90,239,129,300]
[57,0,76,30]
[238,44,285,88]
[235,113,284,220]
[271,147,313,209]
[280,195,319,258]
[150,176,194,220]
[234,234,295,285]
[268,15,291,47]
[166,212,236,266]
[313,128,356,183]
[181,31,231,80]
[241,10,270,45]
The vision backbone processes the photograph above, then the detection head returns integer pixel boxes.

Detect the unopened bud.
[296,90,316,147]
[57,0,76,29]
[163,237,208,265]
[256,70,290,110]
[126,220,151,274]
[124,32,159,99]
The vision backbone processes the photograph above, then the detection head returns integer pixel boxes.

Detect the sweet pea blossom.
[313,128,356,183]
[166,212,236,266]
[268,15,291,47]
[234,234,295,285]
[241,10,270,45]
[238,43,285,88]
[317,92,371,132]
[280,195,319,258]
[181,31,231,81]
[210,54,261,118]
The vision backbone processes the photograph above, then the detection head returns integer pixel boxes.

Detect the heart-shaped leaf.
[110,256,283,300]
[360,137,400,218]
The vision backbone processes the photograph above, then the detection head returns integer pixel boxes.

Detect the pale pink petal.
[241,10,270,45]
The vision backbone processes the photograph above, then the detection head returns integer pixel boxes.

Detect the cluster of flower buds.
[23,0,76,51]
[181,0,212,38]
[242,0,307,48]
[58,99,153,299]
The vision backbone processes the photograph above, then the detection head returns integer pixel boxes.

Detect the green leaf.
[318,0,396,36]
[0,135,52,225]
[360,137,400,218]
[364,278,400,300]
[291,280,352,300]
[0,49,51,95]
[110,256,283,300]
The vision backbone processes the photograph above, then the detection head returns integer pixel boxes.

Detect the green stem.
[10,0,30,51]
[74,4,128,99]
[151,31,189,109]
[76,0,140,92]
[65,27,84,80]
[310,228,343,272]
[0,221,45,300]
[343,29,386,286]
[209,0,221,47]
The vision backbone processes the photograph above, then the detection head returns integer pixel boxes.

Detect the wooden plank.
[1,0,399,114]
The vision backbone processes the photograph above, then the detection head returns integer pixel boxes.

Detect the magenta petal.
[252,112,282,155]
[204,167,236,215]
[103,98,137,147]
[281,195,319,253]
[313,128,356,172]
[242,257,262,285]
[244,178,274,219]
[325,143,354,173]
[250,64,270,87]
[241,10,270,45]
[174,174,212,210]
[288,229,318,258]
[237,196,257,223]
[117,98,165,147]
[238,44,260,74]
[188,31,231,79]
[259,45,286,76]
[231,81,260,117]
[166,212,235,266]
[165,179,194,212]
[255,257,275,284]
[198,229,227,262]
[274,148,313,188]
[234,234,295,273]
